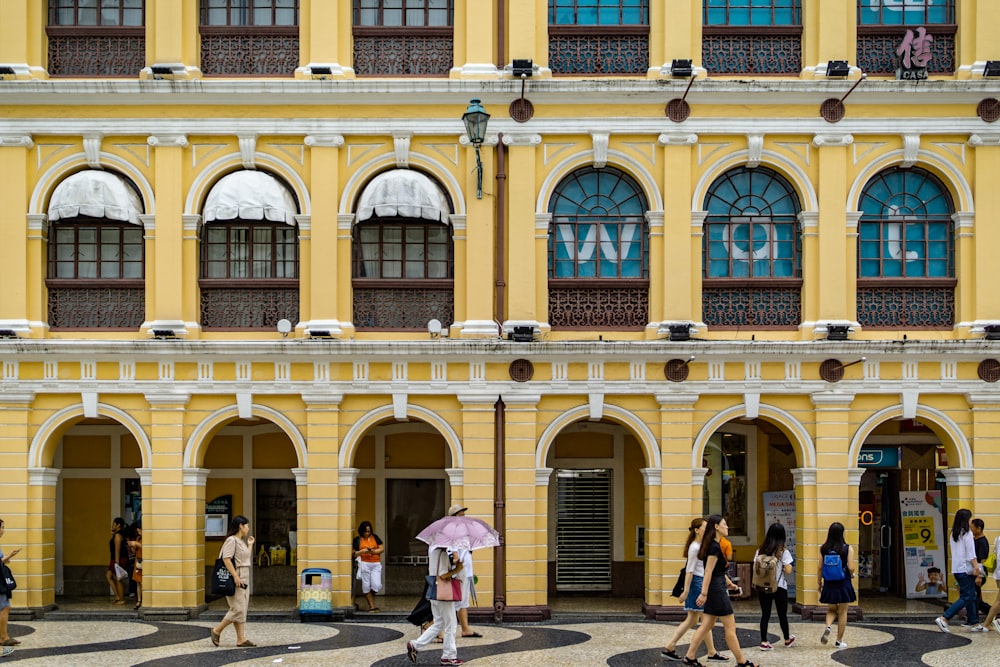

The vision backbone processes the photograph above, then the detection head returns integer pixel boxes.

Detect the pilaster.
[0,135,33,331]
[812,134,853,322]
[297,0,354,78]
[146,135,189,333]
[969,134,1000,321]
[145,0,201,79]
[303,135,345,330]
[504,133,541,324]
[501,393,543,609]
[457,395,498,613]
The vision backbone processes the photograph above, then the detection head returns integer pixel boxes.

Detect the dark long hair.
[682,517,705,557]
[951,508,973,542]
[698,514,725,562]
[820,521,847,556]
[758,522,786,557]
[226,515,249,538]
[358,520,373,537]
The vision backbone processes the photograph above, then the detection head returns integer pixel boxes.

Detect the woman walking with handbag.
[0,519,20,656]
[407,545,464,666]
[210,516,256,648]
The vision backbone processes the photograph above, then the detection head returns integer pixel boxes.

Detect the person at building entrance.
[935,508,984,633]
[754,522,795,651]
[972,518,991,617]
[0,518,21,656]
[683,514,756,667]
[661,517,727,662]
[981,530,1000,633]
[352,521,384,613]
[818,521,856,649]
[126,522,143,610]
[210,516,256,647]
[105,517,128,605]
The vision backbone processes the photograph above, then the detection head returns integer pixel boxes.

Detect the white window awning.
[203,171,298,224]
[48,170,143,225]
[357,169,450,223]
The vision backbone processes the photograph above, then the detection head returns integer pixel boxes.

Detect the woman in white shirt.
[935,508,984,632]
[661,517,727,662]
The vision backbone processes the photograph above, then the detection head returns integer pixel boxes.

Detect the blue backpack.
[822,548,846,581]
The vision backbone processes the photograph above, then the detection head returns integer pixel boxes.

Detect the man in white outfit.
[407,543,464,666]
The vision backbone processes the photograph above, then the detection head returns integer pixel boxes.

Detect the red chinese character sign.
[897,26,932,80]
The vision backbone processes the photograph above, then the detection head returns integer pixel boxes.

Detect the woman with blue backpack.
[817,521,856,650]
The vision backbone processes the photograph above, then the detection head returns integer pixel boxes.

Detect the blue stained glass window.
[704,0,801,26]
[549,0,648,26]
[548,167,648,279]
[857,0,953,26]
[857,167,954,278]
[702,167,801,279]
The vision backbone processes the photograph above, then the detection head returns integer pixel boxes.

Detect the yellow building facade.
[0,0,999,620]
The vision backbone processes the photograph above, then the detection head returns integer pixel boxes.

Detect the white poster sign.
[899,490,947,599]
[762,490,796,597]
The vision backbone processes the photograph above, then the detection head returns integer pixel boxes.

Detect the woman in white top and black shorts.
[661,517,726,662]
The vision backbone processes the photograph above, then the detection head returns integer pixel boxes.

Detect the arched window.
[702,166,802,328]
[353,0,454,76]
[548,0,649,75]
[46,169,145,329]
[857,166,955,328]
[702,0,802,74]
[352,169,454,330]
[547,166,648,329]
[199,170,300,329]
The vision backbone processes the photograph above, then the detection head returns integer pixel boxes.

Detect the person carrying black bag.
[0,518,21,656]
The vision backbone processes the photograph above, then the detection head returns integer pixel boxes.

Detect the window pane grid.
[549,0,649,26]
[50,0,145,26]
[201,222,299,279]
[857,0,954,25]
[48,222,145,280]
[202,0,299,26]
[355,0,454,27]
[703,0,801,26]
[353,222,453,280]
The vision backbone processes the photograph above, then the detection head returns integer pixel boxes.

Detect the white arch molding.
[339,153,466,219]
[847,148,974,213]
[692,150,820,213]
[183,403,308,469]
[184,153,311,217]
[848,404,972,470]
[535,403,662,470]
[337,404,464,471]
[535,149,664,214]
[29,153,156,219]
[691,403,817,469]
[28,402,153,469]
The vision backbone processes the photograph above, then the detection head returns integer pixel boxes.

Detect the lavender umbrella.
[415,515,501,551]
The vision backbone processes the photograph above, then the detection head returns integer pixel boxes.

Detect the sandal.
[683,658,705,667]
[368,607,381,613]
[737,662,756,667]
[462,632,484,638]
[237,640,256,647]
[1,639,19,646]
[133,601,142,610]
[210,629,220,646]
[112,599,125,605]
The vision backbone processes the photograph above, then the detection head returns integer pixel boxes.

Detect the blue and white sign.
[858,447,901,468]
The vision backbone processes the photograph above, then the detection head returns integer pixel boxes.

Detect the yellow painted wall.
[63,479,111,565]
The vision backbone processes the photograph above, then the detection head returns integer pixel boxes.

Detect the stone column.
[658,133,698,329]
[26,463,56,613]
[457,394,498,613]
[0,135,33,334]
[146,135,189,336]
[811,133,854,332]
[458,135,499,337]
[303,135,345,334]
[504,133,542,328]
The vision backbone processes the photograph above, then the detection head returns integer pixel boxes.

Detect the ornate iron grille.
[548,31,648,75]
[200,283,298,329]
[200,30,299,76]
[857,283,954,328]
[701,30,801,75]
[548,283,648,329]
[47,33,145,77]
[352,33,453,76]
[702,282,801,328]
[47,284,144,329]
[353,286,454,329]
[857,27,955,75]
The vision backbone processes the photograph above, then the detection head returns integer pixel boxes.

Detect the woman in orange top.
[353,521,384,612]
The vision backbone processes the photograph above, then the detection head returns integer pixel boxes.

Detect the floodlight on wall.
[667,323,693,341]
[427,319,443,338]
[670,59,694,77]
[508,59,537,122]
[509,325,535,343]
[310,65,333,80]
[0,66,15,81]
[511,59,535,78]
[151,328,178,339]
[826,60,851,77]
[307,329,334,339]
[277,318,292,338]
[985,324,1000,340]
[0,329,19,339]
[985,61,1000,77]
[462,99,490,199]
[150,65,174,80]
[825,324,851,340]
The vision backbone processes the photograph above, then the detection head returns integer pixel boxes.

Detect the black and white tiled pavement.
[0,619,994,666]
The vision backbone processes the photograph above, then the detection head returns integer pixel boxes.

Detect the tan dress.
[220,536,251,623]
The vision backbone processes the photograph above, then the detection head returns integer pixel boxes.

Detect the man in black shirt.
[973,518,991,617]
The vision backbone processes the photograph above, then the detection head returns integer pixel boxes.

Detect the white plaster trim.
[147,134,189,148]
[813,133,854,146]
[183,468,210,487]
[446,467,464,487]
[969,134,1000,147]
[0,134,34,148]
[658,132,698,145]
[791,468,816,486]
[83,133,102,168]
[746,133,764,168]
[536,467,554,486]
[305,134,345,148]
[940,468,974,486]
[28,467,60,486]
[591,132,609,168]
[901,133,920,167]
[847,467,865,487]
[292,467,308,486]
[691,467,708,486]
[502,133,542,146]
[393,132,411,168]
[339,467,361,486]
[641,467,662,486]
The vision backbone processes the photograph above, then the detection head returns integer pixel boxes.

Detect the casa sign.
[896,26,932,80]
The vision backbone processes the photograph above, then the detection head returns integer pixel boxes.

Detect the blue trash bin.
[299,567,333,621]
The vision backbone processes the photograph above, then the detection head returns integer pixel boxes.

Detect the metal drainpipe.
[493,0,508,623]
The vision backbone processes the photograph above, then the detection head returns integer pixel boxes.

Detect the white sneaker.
[970,624,989,632]
[759,642,773,651]
[935,617,950,633]
[992,618,1000,634]
[834,640,848,649]
[820,626,831,644]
